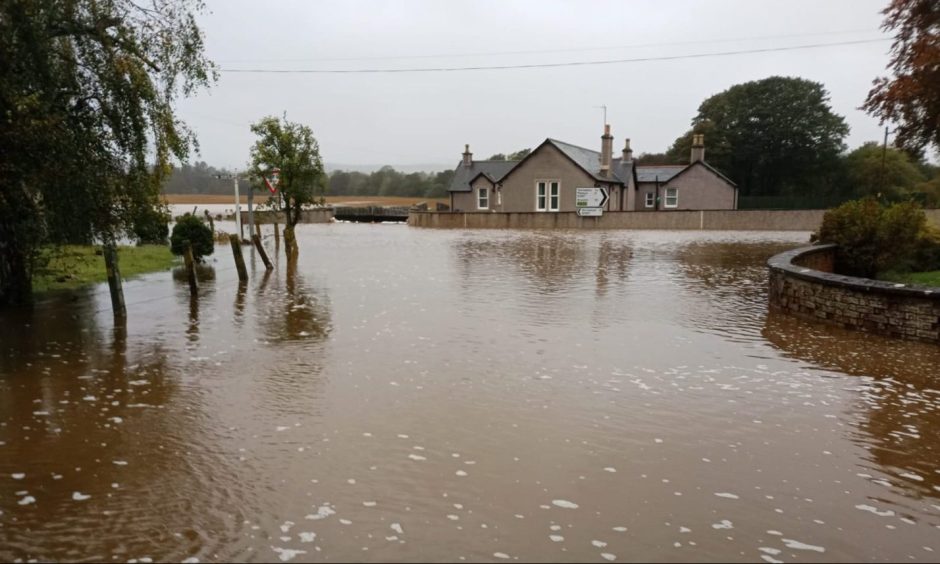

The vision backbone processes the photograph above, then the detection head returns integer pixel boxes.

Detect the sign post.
[575,186,609,217]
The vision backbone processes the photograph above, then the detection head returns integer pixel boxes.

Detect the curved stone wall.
[767,245,940,343]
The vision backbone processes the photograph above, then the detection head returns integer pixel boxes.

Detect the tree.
[668,77,849,198]
[248,115,326,258]
[863,0,940,155]
[843,141,926,199]
[170,214,213,261]
[0,0,215,305]
[487,149,531,161]
[635,152,683,165]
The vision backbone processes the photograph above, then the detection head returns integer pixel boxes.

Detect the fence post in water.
[229,234,249,282]
[103,243,126,318]
[183,241,198,296]
[252,234,274,271]
[255,221,261,239]
[273,221,280,249]
[283,226,297,260]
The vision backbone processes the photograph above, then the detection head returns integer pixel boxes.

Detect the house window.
[537,181,560,211]
[478,187,489,209]
[645,192,654,208]
[549,182,559,211]
[664,187,679,208]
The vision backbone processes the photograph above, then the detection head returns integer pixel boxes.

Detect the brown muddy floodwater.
[2,225,940,563]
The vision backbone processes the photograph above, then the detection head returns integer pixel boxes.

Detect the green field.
[33,245,178,292]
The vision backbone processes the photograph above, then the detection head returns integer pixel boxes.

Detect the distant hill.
[325,163,453,174]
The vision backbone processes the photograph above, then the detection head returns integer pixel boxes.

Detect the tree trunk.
[0,236,32,306]
[0,195,35,307]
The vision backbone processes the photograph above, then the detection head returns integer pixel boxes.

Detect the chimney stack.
[462,144,473,167]
[600,124,613,175]
[690,134,705,163]
[622,138,633,162]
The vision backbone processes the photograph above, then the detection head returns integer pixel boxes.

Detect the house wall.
[623,175,636,211]
[636,183,658,211]
[634,164,736,210]
[451,177,497,213]
[499,143,608,213]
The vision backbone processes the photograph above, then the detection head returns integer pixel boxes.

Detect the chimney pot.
[690,134,705,163]
[622,138,633,161]
[462,144,473,167]
[600,125,613,174]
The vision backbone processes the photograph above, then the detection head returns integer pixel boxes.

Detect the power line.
[215,28,880,64]
[219,38,890,75]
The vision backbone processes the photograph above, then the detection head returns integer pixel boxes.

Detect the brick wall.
[768,245,940,343]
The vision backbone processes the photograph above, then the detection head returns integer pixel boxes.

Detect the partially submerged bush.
[132,204,171,245]
[818,198,936,278]
[170,214,214,262]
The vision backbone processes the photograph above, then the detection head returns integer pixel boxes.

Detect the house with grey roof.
[448,128,737,213]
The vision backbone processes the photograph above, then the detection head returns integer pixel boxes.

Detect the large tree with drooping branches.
[0,0,216,306]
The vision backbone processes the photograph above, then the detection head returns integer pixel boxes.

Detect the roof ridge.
[637,164,686,167]
[547,138,600,155]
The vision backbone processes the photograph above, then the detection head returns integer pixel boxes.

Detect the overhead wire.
[218,38,890,75]
[214,28,880,64]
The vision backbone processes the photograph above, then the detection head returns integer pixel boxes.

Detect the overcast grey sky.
[176,0,898,171]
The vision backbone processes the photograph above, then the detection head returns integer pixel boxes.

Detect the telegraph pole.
[216,171,244,239]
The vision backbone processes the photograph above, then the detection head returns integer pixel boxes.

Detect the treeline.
[162,163,455,199]
[162,162,236,195]
[329,166,454,199]
[635,76,940,207]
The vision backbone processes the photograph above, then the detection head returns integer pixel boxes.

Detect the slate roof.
[448,138,735,192]
[546,139,619,183]
[635,165,685,183]
[448,160,519,192]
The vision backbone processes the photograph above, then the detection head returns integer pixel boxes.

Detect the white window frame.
[645,191,654,208]
[664,187,679,208]
[536,180,561,212]
[477,187,489,209]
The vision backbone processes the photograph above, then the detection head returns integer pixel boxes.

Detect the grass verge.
[879,270,940,288]
[33,245,178,293]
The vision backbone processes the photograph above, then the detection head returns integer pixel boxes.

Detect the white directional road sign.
[576,187,609,208]
[577,207,603,217]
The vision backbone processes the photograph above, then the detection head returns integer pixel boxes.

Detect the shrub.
[818,199,935,278]
[170,214,214,262]
[132,204,171,245]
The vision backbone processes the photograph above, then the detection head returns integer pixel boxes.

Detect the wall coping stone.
[767,244,940,300]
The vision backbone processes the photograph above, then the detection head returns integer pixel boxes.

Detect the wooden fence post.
[273,221,280,249]
[103,243,126,318]
[229,234,249,282]
[252,234,274,271]
[183,241,198,296]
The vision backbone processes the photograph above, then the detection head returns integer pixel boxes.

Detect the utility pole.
[216,171,244,240]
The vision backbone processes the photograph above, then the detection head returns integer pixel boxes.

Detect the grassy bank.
[33,245,178,292]
[880,270,940,287]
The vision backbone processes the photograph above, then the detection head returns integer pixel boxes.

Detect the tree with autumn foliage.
[863,0,940,155]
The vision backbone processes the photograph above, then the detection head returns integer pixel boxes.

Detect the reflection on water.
[2,226,940,563]
[763,313,940,503]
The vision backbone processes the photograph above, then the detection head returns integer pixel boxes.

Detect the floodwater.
[2,225,939,563]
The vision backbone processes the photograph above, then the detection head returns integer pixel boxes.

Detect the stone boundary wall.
[409,209,940,231]
[767,244,940,343]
